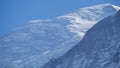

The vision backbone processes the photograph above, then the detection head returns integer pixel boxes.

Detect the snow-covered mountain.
[0,4,119,68]
[43,10,120,68]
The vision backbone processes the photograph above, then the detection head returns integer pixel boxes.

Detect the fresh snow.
[43,10,120,68]
[0,4,120,68]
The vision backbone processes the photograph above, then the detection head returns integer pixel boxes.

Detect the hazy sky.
[0,0,120,37]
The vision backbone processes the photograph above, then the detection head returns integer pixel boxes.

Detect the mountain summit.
[0,4,120,68]
[58,3,120,37]
[43,10,120,68]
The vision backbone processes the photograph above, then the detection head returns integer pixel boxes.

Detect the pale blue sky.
[0,0,120,37]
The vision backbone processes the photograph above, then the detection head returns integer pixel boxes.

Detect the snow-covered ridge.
[43,10,120,68]
[58,3,120,37]
[0,4,120,68]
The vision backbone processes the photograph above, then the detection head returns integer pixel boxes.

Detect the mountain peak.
[105,4,120,10]
[58,4,120,37]
[79,3,120,12]
[97,3,118,7]
[0,4,120,68]
[59,3,120,19]
[78,3,118,9]
[43,7,120,68]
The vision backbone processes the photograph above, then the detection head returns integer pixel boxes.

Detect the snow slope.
[0,4,119,68]
[43,10,120,68]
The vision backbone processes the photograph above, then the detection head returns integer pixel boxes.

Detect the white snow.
[0,4,120,68]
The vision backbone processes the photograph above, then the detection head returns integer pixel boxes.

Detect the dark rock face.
[0,4,119,68]
[115,10,120,22]
[43,10,120,68]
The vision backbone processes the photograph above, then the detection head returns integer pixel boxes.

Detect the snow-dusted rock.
[0,4,119,68]
[43,10,120,68]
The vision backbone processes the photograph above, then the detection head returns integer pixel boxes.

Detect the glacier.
[0,4,120,68]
